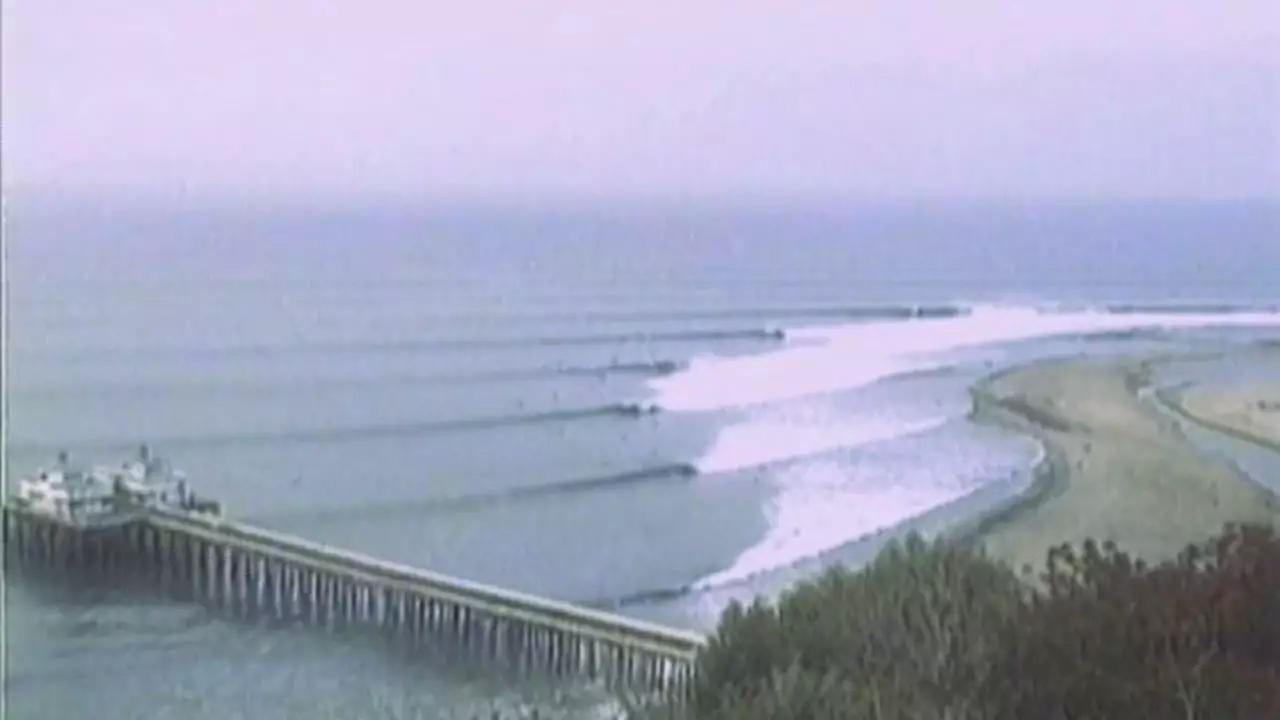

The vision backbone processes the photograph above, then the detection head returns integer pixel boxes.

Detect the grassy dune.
[963,356,1280,577]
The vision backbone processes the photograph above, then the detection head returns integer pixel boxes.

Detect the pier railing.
[3,503,704,702]
[146,508,706,654]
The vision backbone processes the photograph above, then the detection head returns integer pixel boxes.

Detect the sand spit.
[959,355,1279,577]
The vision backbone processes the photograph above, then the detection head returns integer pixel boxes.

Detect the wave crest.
[647,303,1280,413]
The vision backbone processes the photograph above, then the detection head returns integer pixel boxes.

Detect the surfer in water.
[619,401,662,417]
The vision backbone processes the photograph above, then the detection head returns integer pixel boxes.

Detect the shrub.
[657,535,1025,720]
[988,524,1280,719]
[647,524,1280,720]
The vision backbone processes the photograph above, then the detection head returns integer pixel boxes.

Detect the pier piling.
[3,503,701,702]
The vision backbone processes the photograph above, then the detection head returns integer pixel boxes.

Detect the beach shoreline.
[955,352,1280,576]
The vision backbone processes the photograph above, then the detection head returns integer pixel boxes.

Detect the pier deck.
[2,502,704,701]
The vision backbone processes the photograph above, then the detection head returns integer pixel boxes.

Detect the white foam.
[694,459,974,590]
[649,305,1280,413]
[680,304,1280,590]
[695,408,948,474]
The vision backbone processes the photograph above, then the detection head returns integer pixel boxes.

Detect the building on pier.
[12,445,221,521]
[3,448,703,703]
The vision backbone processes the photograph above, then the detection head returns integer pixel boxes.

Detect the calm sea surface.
[5,200,1279,719]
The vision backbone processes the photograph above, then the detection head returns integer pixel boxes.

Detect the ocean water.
[4,199,1279,719]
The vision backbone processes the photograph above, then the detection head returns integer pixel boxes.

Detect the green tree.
[671,534,1025,719]
[990,525,1280,719]
[650,523,1280,720]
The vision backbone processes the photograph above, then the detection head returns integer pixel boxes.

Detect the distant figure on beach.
[111,474,131,509]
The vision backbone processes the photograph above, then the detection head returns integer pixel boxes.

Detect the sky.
[2,1,1278,202]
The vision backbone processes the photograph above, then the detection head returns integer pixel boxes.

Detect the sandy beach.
[1165,381,1280,454]
[961,355,1280,577]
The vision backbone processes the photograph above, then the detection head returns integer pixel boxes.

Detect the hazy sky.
[3,1,1277,201]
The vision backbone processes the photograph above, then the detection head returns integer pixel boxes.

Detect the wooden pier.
[2,502,704,701]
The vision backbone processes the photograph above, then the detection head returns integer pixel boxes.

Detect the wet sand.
[959,356,1280,577]
[1166,382,1280,454]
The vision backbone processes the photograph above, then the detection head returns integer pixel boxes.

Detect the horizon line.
[5,187,1279,212]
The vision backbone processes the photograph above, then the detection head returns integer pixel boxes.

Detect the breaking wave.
[622,301,1280,602]
[646,303,1280,413]
[11,402,666,454]
[13,303,974,360]
[255,463,700,526]
[9,359,691,398]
